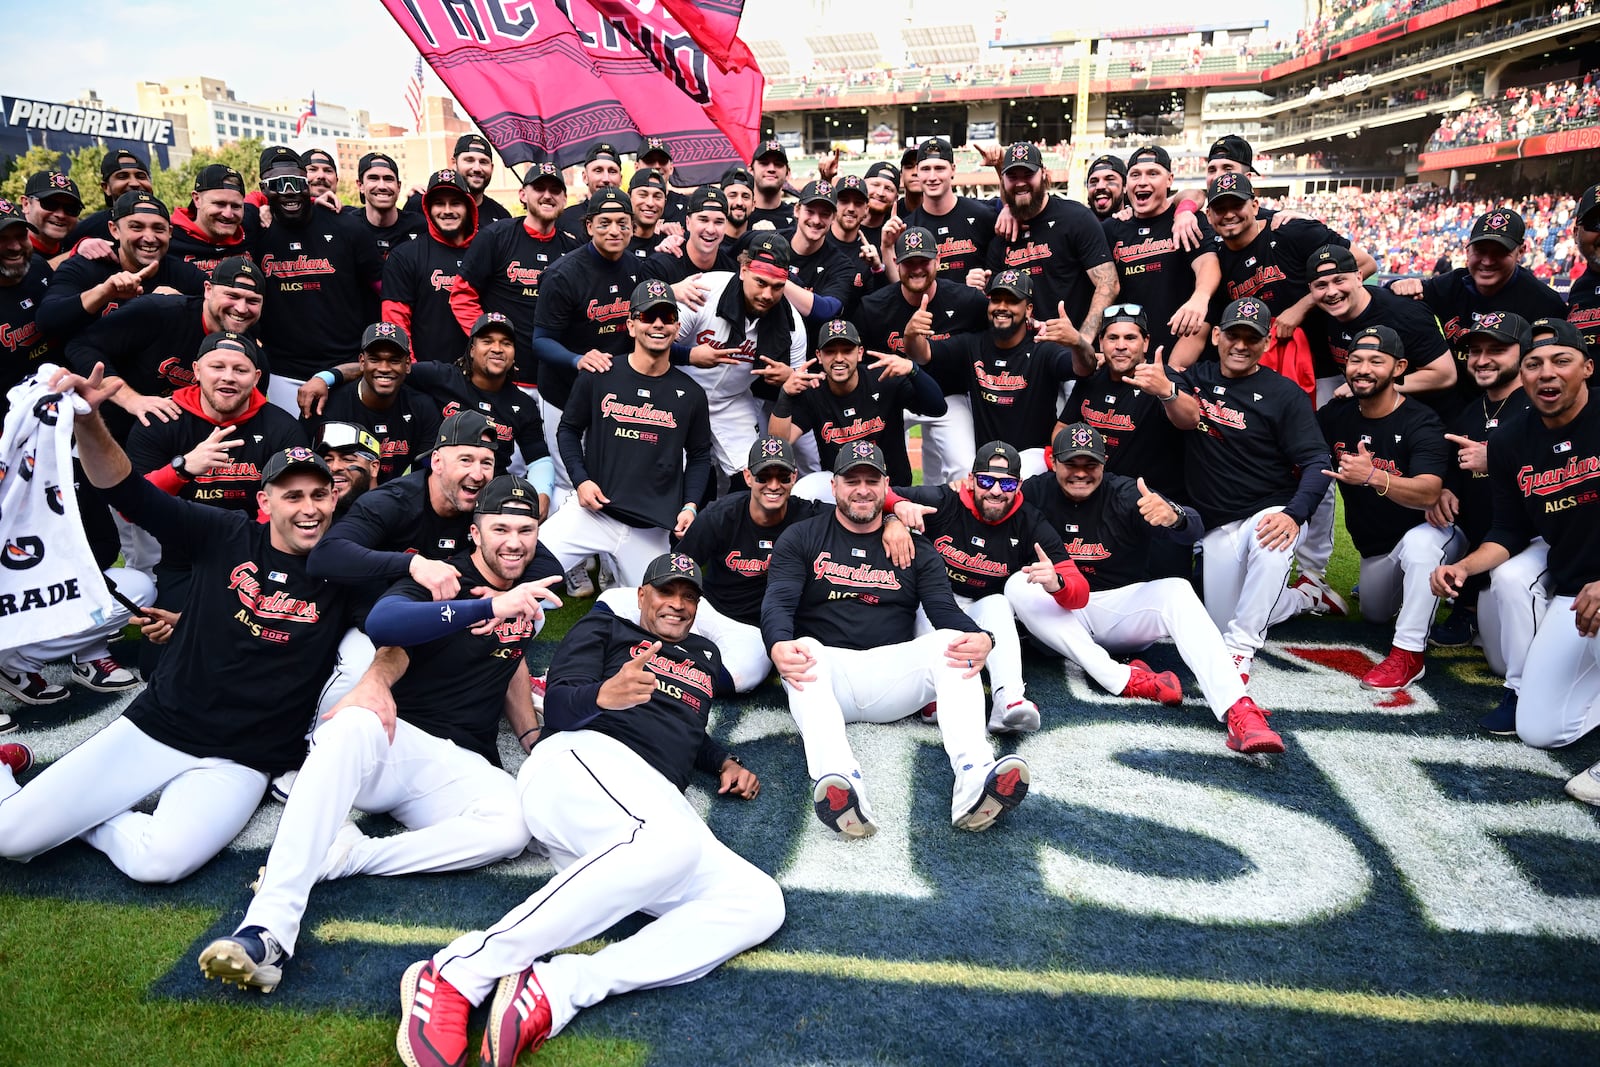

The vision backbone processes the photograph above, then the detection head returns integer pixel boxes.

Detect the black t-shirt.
[460,217,583,387]
[1317,396,1450,557]
[761,513,980,650]
[1484,399,1600,596]
[38,253,207,340]
[382,234,470,363]
[103,473,355,774]
[406,361,547,474]
[1211,218,1348,377]
[251,205,384,379]
[1569,271,1600,355]
[783,231,863,329]
[824,230,884,296]
[676,492,828,626]
[856,278,989,365]
[310,467,477,587]
[381,548,562,763]
[786,363,939,483]
[405,191,510,227]
[344,206,426,264]
[312,382,441,483]
[531,244,640,408]
[127,396,308,512]
[1102,205,1218,358]
[558,359,712,529]
[986,195,1112,325]
[748,203,794,231]
[625,231,671,263]
[927,331,1079,450]
[543,611,726,792]
[1445,388,1531,546]
[0,257,54,411]
[640,244,739,285]
[895,484,1069,599]
[1324,286,1453,413]
[907,197,996,278]
[1022,470,1163,592]
[1419,267,1570,407]
[167,209,256,274]
[1170,360,1330,528]
[1068,366,1186,499]
[67,209,113,248]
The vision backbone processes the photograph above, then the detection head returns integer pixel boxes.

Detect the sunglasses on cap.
[974,474,1019,493]
[635,308,679,325]
[264,175,310,195]
[1104,303,1145,317]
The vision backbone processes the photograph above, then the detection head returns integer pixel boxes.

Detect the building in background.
[135,76,367,152]
[1,90,190,174]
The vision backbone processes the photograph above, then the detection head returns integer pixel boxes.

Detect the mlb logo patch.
[268,571,287,583]
[439,538,456,550]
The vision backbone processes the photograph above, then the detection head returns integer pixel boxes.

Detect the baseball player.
[826,174,889,296]
[554,142,624,236]
[761,440,1029,838]
[1013,423,1283,753]
[904,139,995,278]
[540,280,712,586]
[402,133,512,227]
[67,147,153,247]
[1432,319,1600,778]
[1570,184,1600,353]
[719,167,757,241]
[0,364,355,881]
[1128,298,1334,680]
[344,152,426,264]
[890,441,1090,733]
[626,169,672,261]
[198,475,562,993]
[1317,327,1457,691]
[381,169,478,363]
[168,164,252,274]
[640,186,738,285]
[772,318,946,499]
[1084,155,1128,221]
[314,421,382,518]
[298,322,441,485]
[748,139,796,231]
[396,552,780,1067]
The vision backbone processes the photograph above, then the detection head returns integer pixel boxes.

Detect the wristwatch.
[170,454,193,481]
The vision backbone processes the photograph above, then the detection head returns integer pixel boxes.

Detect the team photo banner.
[380,0,764,185]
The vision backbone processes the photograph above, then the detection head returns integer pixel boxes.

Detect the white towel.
[0,364,115,649]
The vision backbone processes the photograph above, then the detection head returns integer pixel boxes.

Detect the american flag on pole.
[404,57,425,132]
[295,93,317,136]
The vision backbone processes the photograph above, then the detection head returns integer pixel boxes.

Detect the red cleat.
[397,959,469,1067]
[482,964,553,1066]
[1360,647,1426,692]
[1121,660,1183,706]
[0,741,33,777]
[917,701,938,724]
[1225,697,1284,754]
[1291,575,1348,617]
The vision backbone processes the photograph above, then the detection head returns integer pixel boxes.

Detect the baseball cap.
[194,164,246,193]
[194,330,261,366]
[1528,316,1591,355]
[628,168,668,193]
[720,166,755,191]
[1578,183,1600,226]
[1001,142,1044,174]
[1087,154,1126,179]
[1207,135,1256,170]
[1126,145,1172,172]
[101,149,148,179]
[302,148,336,170]
[0,199,32,234]
[210,256,264,292]
[1464,311,1532,350]
[454,133,494,158]
[1470,208,1526,250]
[833,174,868,201]
[748,435,798,475]
[436,410,498,450]
[753,139,788,164]
[688,185,729,215]
[1053,423,1107,464]
[261,445,333,487]
[630,278,678,316]
[111,191,168,221]
[1102,303,1148,335]
[864,162,900,184]
[972,441,1022,478]
[316,421,382,461]
[1350,325,1405,360]
[798,180,836,208]
[832,439,888,476]
[521,161,564,188]
[586,187,631,217]
[641,137,672,162]
[584,141,621,165]
[818,319,861,349]
[1219,298,1271,337]
[987,268,1033,301]
[474,474,540,517]
[917,138,955,165]
[1206,171,1254,204]
[24,172,81,210]
[424,169,470,200]
[358,152,400,179]
[260,145,304,175]
[361,320,411,355]
[470,311,516,338]
[746,231,792,279]
[642,551,704,592]
[900,147,919,169]
[1307,244,1359,277]
[894,226,938,262]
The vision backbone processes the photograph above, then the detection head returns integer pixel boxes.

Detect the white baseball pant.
[906,396,975,485]
[781,630,997,822]
[538,395,573,513]
[313,627,378,728]
[1478,540,1550,687]
[1355,523,1466,652]
[1295,484,1338,581]
[0,716,266,882]
[242,707,529,954]
[1200,506,1308,659]
[705,393,765,478]
[113,513,162,578]
[596,588,771,692]
[1513,596,1600,749]
[0,567,153,674]
[265,374,308,418]
[915,591,1027,710]
[433,730,784,1034]
[539,501,668,587]
[1008,574,1246,718]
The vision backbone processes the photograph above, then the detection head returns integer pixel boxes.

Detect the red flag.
[379,0,764,186]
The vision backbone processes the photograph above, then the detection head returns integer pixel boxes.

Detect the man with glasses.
[315,421,383,517]
[303,322,439,484]
[21,172,83,267]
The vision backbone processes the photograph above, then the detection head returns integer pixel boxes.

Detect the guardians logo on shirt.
[259,253,336,278]
[504,259,546,287]
[811,552,902,590]
[1002,242,1052,269]
[428,269,461,292]
[585,295,630,322]
[820,415,885,444]
[631,640,716,709]
[1517,456,1600,497]
[156,356,198,389]
[1226,264,1286,302]
[600,393,678,428]
[931,536,1009,579]
[1060,537,1112,562]
[0,319,42,354]
[228,561,321,624]
[723,550,770,576]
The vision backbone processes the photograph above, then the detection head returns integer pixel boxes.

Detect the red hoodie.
[144,384,270,495]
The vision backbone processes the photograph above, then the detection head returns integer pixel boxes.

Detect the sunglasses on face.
[753,468,795,485]
[637,309,679,325]
[974,473,1019,493]
[265,175,310,195]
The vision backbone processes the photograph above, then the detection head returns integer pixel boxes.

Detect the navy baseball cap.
[833,439,888,476]
[629,168,668,193]
[24,172,82,210]
[587,187,631,216]
[101,149,149,179]
[261,446,333,487]
[1219,298,1271,337]
[361,320,411,355]
[455,134,494,158]
[1529,317,1591,355]
[475,475,540,517]
[358,152,400,178]
[1126,145,1172,172]
[470,311,516,338]
[584,142,621,165]
[1207,135,1256,170]
[988,269,1033,301]
[1054,423,1107,463]
[1206,171,1254,204]
[1307,244,1359,277]
[798,180,836,207]
[1001,143,1044,174]
[194,330,261,366]
[522,161,564,188]
[1087,154,1126,179]
[818,319,861,348]
[688,186,729,215]
[643,551,704,591]
[864,162,900,184]
[630,278,677,316]
[641,138,672,162]
[111,191,168,221]
[895,226,938,262]
[748,435,798,474]
[436,410,498,450]
[972,441,1022,477]
[210,256,264,292]
[917,139,954,165]
[1465,311,1532,350]
[1470,208,1526,251]
[753,139,788,164]
[259,145,304,175]
[721,166,756,191]
[1350,325,1405,360]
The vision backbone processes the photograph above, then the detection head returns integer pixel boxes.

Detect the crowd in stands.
[1428,70,1600,149]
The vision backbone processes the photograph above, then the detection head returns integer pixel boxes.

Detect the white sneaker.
[1565,760,1600,807]
[70,656,140,692]
[564,561,595,598]
[268,770,298,803]
[597,557,618,592]
[0,668,69,705]
[988,696,1041,734]
[953,755,1031,831]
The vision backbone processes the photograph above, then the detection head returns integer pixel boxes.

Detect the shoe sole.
[813,775,876,839]
[955,757,1030,832]
[484,970,551,1066]
[1227,734,1286,755]
[1480,724,1518,737]
[1563,774,1600,806]
[70,672,140,693]
[395,961,431,1067]
[1427,630,1476,648]
[198,939,281,993]
[0,718,17,736]
[989,707,1041,733]
[1360,665,1425,693]
[0,685,69,706]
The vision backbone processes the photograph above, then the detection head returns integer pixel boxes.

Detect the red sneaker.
[917,701,938,724]
[1121,660,1183,706]
[1226,697,1284,754]
[1360,647,1426,692]
[528,673,547,714]
[397,959,469,1067]
[482,965,553,1066]
[1291,575,1348,617]
[0,741,33,777]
